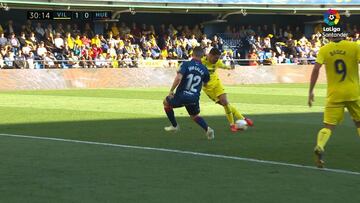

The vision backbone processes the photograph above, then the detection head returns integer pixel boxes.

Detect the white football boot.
[206,127,215,140]
[164,125,180,132]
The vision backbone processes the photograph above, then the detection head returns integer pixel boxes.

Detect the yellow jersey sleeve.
[177,62,183,72]
[216,60,229,69]
[201,56,222,86]
[357,44,360,61]
[201,57,216,74]
[201,56,207,66]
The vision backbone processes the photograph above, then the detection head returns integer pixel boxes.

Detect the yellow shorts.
[203,79,225,103]
[324,100,360,125]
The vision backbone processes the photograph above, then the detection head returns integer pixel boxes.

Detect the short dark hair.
[209,47,221,56]
[192,46,204,58]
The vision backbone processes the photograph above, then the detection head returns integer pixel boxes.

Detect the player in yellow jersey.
[308,39,360,168]
[201,48,253,132]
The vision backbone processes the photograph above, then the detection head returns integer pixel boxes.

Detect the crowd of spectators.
[0,20,358,69]
[223,24,359,66]
[0,20,220,69]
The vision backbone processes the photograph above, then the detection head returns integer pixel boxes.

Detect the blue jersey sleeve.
[177,62,187,76]
[202,67,210,84]
[203,73,210,84]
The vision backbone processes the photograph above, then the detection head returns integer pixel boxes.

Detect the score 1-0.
[72,12,91,20]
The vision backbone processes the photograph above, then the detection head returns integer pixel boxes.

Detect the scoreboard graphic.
[27,11,112,20]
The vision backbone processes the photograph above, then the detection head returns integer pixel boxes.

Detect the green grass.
[0,84,359,202]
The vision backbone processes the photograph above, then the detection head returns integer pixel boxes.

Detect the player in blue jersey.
[163,46,215,139]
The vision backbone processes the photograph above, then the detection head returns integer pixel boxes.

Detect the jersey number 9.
[335,59,346,82]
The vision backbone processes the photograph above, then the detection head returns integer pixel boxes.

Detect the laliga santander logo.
[323,9,342,33]
[324,9,340,26]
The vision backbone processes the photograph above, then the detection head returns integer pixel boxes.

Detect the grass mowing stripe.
[0,87,325,98]
[0,98,324,116]
[5,88,316,96]
[226,87,326,97]
[226,84,327,88]
[1,133,359,176]
[0,91,325,107]
[0,106,160,124]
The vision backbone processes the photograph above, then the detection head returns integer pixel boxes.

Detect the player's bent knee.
[163,98,171,107]
[218,94,228,105]
[218,99,228,106]
[220,96,229,105]
[323,123,336,130]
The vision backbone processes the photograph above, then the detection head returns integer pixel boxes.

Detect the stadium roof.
[1,0,360,15]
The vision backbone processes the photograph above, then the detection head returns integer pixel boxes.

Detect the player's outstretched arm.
[169,73,183,96]
[308,63,322,107]
[218,60,234,70]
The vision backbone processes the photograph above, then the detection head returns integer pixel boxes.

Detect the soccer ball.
[236,119,248,130]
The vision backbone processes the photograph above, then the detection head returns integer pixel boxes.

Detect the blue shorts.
[166,93,200,116]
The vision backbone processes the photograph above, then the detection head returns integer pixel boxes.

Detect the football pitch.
[0,84,359,202]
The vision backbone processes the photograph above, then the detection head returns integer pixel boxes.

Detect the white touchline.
[0,133,359,176]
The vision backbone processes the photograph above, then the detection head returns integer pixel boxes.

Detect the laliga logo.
[324,9,340,26]
[323,9,341,33]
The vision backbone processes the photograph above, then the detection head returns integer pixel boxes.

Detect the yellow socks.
[224,104,246,125]
[224,104,235,125]
[315,128,332,152]
[230,105,245,120]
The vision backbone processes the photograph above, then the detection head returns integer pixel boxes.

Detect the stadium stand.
[0,20,358,69]
[0,0,358,69]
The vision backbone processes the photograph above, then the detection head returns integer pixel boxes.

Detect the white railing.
[0,58,315,69]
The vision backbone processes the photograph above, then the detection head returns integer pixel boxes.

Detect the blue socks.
[164,107,177,127]
[165,106,208,132]
[193,116,208,131]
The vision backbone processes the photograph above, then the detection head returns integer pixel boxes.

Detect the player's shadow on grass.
[0,112,358,170]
